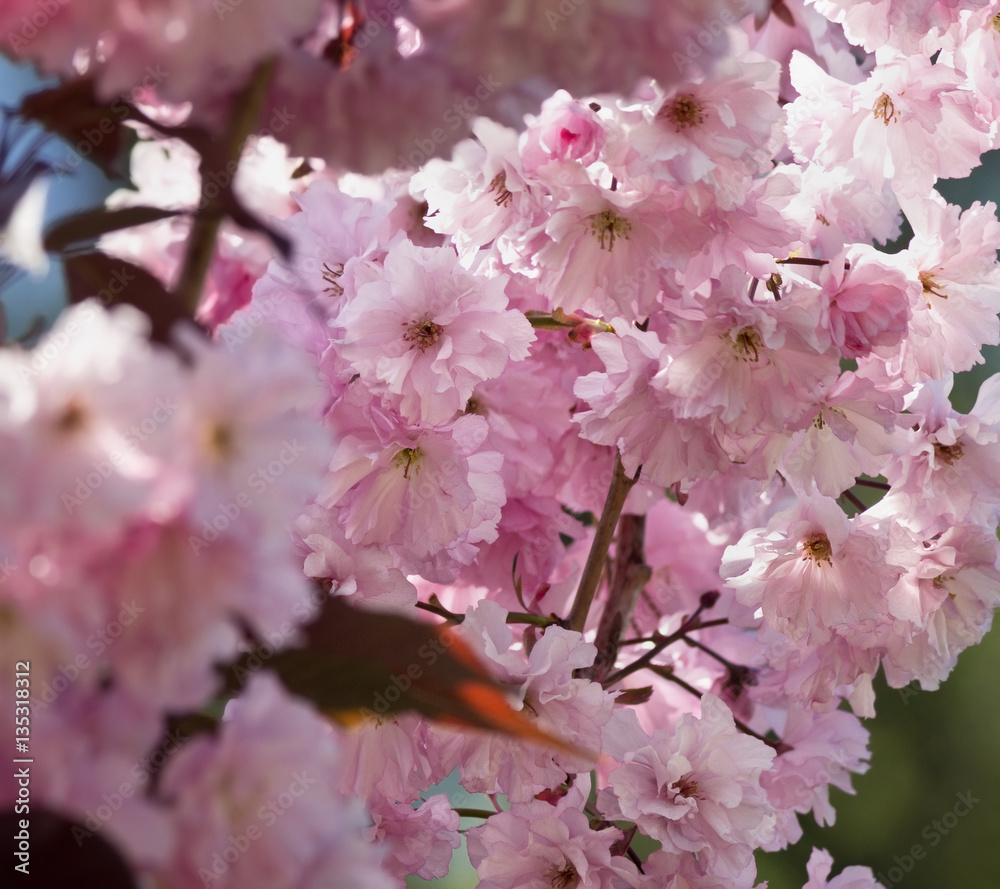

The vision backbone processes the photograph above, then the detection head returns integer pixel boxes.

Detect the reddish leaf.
[239,595,590,757]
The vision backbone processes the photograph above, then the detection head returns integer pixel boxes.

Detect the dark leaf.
[614,686,654,706]
[45,206,184,253]
[19,79,132,179]
[64,253,202,346]
[223,198,292,260]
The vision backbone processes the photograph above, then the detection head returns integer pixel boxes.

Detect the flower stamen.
[730,327,764,362]
[670,772,703,800]
[658,93,706,131]
[489,171,513,207]
[392,447,423,479]
[802,534,833,565]
[934,442,963,465]
[588,209,632,250]
[402,317,444,351]
[322,262,345,297]
[873,93,898,125]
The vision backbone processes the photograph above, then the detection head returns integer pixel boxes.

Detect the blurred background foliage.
[4,51,998,889]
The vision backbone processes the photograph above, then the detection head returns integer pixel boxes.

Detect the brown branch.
[587,513,650,682]
[567,451,641,633]
[173,56,276,315]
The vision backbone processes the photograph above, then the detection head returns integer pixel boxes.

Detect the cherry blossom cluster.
[4,1,1000,889]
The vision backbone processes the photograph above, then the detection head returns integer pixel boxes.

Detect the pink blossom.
[467,784,640,889]
[787,50,991,199]
[169,321,332,547]
[896,192,1000,380]
[760,707,871,849]
[520,90,608,173]
[883,524,1000,690]
[745,0,871,103]
[781,162,902,257]
[534,183,673,320]
[574,321,731,490]
[598,694,776,880]
[0,0,325,106]
[466,352,576,495]
[721,497,901,647]
[875,376,1000,534]
[777,370,902,498]
[368,794,460,883]
[633,498,727,635]
[663,279,839,439]
[253,176,401,326]
[412,118,542,265]
[338,713,447,806]
[156,673,391,889]
[320,389,506,578]
[801,847,886,889]
[817,245,915,360]
[334,239,534,426]
[0,301,185,534]
[296,507,418,612]
[810,0,987,54]
[622,44,784,209]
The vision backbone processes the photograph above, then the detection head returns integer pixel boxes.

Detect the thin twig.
[601,601,719,688]
[854,478,891,490]
[415,599,463,623]
[840,489,867,511]
[646,664,785,751]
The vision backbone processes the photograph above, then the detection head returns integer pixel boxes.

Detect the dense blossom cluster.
[4,1,1000,888]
